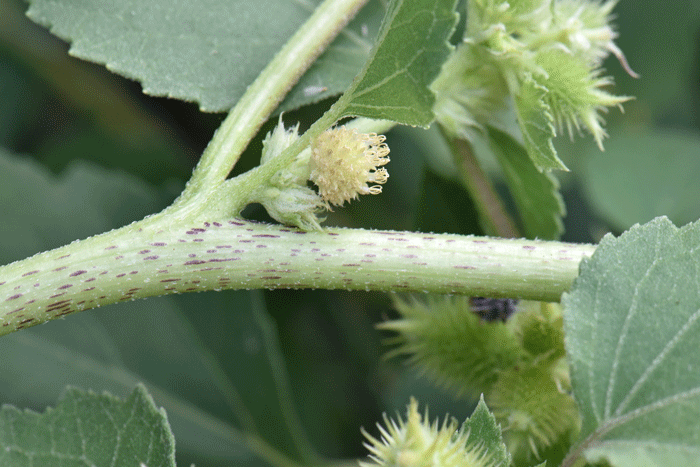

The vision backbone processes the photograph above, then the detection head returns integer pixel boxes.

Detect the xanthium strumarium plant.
[3,0,695,467]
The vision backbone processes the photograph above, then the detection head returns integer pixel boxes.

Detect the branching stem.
[166,0,370,216]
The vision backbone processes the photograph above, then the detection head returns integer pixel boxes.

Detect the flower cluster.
[433,0,633,158]
[252,121,391,230]
[382,297,580,464]
[310,127,390,207]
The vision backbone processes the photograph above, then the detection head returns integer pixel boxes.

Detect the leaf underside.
[25,0,385,113]
[563,216,700,467]
[0,385,176,467]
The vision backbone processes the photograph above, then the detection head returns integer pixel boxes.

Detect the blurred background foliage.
[1,0,699,466]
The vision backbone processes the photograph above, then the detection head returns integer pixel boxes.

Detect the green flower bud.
[380,296,526,399]
[251,118,325,230]
[361,398,503,467]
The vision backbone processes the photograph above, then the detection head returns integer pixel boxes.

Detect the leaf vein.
[615,306,700,416]
[605,241,662,418]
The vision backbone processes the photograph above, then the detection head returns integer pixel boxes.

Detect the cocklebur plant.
[1,0,699,467]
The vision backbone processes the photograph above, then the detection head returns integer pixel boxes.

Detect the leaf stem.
[0,219,595,337]
[446,133,520,238]
[169,0,370,214]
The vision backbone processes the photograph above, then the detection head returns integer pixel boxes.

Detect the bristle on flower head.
[360,398,500,467]
[310,127,390,207]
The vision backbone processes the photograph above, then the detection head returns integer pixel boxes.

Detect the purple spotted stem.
[0,218,594,335]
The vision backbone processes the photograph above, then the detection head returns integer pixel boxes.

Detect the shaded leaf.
[612,0,700,126]
[0,148,168,265]
[25,0,384,113]
[513,75,566,171]
[340,0,459,127]
[461,396,511,467]
[563,217,700,466]
[488,126,564,240]
[414,169,481,235]
[583,129,700,232]
[0,385,176,467]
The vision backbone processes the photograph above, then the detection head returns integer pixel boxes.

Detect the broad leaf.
[25,0,384,113]
[583,129,700,232]
[340,0,459,127]
[563,217,700,466]
[462,396,511,466]
[0,385,176,467]
[513,75,566,171]
[488,126,564,240]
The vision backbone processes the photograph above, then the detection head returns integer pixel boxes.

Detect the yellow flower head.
[310,127,390,207]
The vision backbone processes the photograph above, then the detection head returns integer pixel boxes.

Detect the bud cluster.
[251,120,391,230]
[432,0,633,154]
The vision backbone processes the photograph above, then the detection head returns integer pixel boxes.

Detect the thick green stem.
[0,218,594,337]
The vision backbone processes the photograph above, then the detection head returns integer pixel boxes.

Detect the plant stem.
[447,134,520,238]
[169,0,370,214]
[0,219,595,337]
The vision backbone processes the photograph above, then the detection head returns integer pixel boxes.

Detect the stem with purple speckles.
[0,218,595,336]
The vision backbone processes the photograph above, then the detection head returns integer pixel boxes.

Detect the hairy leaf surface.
[25,0,384,112]
[340,0,459,127]
[563,217,700,466]
[0,385,175,466]
[513,75,566,171]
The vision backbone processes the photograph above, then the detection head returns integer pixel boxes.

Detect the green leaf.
[340,0,459,127]
[0,148,168,264]
[513,75,566,171]
[487,126,564,240]
[582,129,700,232]
[0,385,176,466]
[24,0,383,113]
[562,217,700,467]
[461,396,511,467]
[176,291,319,464]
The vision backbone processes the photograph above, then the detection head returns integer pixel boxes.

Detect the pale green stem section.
[0,218,595,337]
[167,0,369,216]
